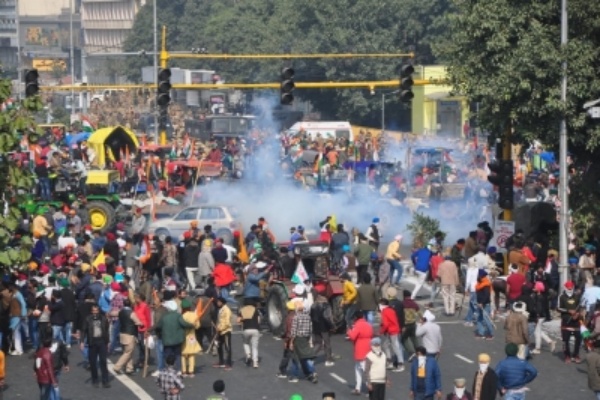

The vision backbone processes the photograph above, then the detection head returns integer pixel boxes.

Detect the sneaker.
[102,383,111,389]
[9,350,22,356]
[549,341,556,353]
[485,336,494,341]
[392,365,405,372]
[325,361,335,367]
[151,370,160,377]
[531,349,541,355]
[113,369,123,375]
[573,357,582,364]
[565,356,571,364]
[276,373,288,379]
[288,377,299,383]
[308,373,318,384]
[474,334,485,339]
[212,364,225,368]
[253,362,259,368]
[386,363,394,370]
[224,365,232,371]
[464,321,474,327]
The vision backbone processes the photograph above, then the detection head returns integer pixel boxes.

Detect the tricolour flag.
[81,116,96,133]
[291,260,309,284]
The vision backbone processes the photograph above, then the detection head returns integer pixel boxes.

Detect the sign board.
[33,59,66,72]
[588,107,600,119]
[493,221,515,252]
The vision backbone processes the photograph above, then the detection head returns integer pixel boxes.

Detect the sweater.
[357,284,378,311]
[412,248,432,273]
[495,356,537,390]
[365,350,387,384]
[380,306,400,335]
[347,318,373,361]
[342,280,358,305]
[154,310,194,347]
[416,322,442,354]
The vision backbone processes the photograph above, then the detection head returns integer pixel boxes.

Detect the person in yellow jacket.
[180,299,201,377]
[385,235,404,287]
[214,297,233,370]
[32,208,52,256]
[341,273,358,330]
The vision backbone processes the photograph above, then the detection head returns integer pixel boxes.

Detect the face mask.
[379,305,385,311]
[371,345,381,354]
[455,388,465,398]
[479,363,489,373]
[565,289,574,296]
[417,356,426,365]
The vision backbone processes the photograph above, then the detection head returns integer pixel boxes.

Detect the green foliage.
[51,106,70,126]
[0,75,40,270]
[122,0,451,127]
[406,212,445,248]
[435,0,600,149]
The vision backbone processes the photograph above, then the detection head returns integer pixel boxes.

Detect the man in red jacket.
[134,292,152,369]
[35,336,57,400]
[213,263,238,308]
[347,310,374,395]
[379,298,405,372]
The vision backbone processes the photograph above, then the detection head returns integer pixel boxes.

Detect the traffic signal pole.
[160,25,168,145]
[502,123,512,222]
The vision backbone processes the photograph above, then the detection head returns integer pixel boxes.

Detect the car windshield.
[227,206,240,218]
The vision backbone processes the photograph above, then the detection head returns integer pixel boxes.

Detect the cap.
[478,353,491,363]
[564,280,575,290]
[370,337,381,346]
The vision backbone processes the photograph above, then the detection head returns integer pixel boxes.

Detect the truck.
[286,121,353,142]
[184,114,256,141]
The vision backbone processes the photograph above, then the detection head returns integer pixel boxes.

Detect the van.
[287,121,353,142]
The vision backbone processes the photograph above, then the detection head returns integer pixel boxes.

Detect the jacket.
[49,300,66,326]
[118,307,138,336]
[472,368,498,400]
[213,263,236,287]
[134,301,151,333]
[354,242,373,265]
[342,280,357,305]
[347,318,373,361]
[310,299,334,334]
[243,272,267,299]
[365,350,387,384]
[60,288,77,322]
[437,260,459,286]
[389,298,405,328]
[495,356,537,390]
[154,310,194,347]
[184,240,201,269]
[587,349,600,391]
[217,305,233,334]
[380,306,400,335]
[385,241,401,260]
[34,347,57,385]
[412,248,432,273]
[504,312,529,345]
[475,278,492,305]
[197,247,215,276]
[82,314,110,344]
[416,322,443,354]
[357,284,378,311]
[410,356,442,396]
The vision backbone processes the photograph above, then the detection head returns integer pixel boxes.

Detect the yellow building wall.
[411,65,469,137]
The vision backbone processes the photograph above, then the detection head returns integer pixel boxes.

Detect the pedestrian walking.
[365,337,388,400]
[113,299,141,375]
[402,290,421,357]
[48,326,69,400]
[410,243,432,300]
[437,256,460,316]
[416,310,442,358]
[238,298,261,368]
[409,345,442,400]
[495,343,538,400]
[153,298,195,374]
[446,378,472,400]
[385,235,404,286]
[81,304,110,388]
[340,273,358,330]
[181,298,201,377]
[276,300,301,381]
[290,300,317,383]
[34,336,57,400]
[214,297,233,370]
[379,298,404,371]
[348,310,373,395]
[475,270,494,340]
[504,302,529,359]
[472,353,498,400]
[156,354,185,400]
[357,274,378,325]
[311,295,335,366]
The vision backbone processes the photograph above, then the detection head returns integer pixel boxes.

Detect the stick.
[142,340,149,378]
[456,292,466,317]
[196,297,213,319]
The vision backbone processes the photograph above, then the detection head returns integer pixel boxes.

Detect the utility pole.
[70,0,75,111]
[153,0,158,142]
[15,0,21,99]
[559,0,569,287]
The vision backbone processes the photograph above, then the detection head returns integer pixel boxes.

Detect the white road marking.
[107,359,155,400]
[454,353,474,364]
[436,321,466,325]
[330,372,348,384]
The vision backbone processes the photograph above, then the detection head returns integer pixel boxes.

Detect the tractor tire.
[330,295,345,333]
[155,228,171,242]
[267,284,288,337]
[86,201,116,232]
[216,229,233,245]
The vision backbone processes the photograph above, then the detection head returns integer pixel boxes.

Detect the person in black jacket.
[59,279,76,348]
[81,304,110,388]
[310,295,335,366]
[113,299,141,375]
[49,290,66,344]
[471,353,498,400]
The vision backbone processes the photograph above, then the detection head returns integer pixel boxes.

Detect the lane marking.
[454,353,474,364]
[330,372,348,384]
[107,359,155,400]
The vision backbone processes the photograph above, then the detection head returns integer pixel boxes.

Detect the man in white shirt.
[416,310,442,357]
[463,258,480,326]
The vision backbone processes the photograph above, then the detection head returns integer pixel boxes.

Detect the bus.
[184,115,256,141]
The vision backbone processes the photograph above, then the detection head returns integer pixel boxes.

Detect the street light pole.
[559,0,569,287]
[15,0,21,99]
[153,0,158,142]
[70,0,75,111]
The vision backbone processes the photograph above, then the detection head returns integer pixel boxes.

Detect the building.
[81,0,145,83]
[0,0,18,71]
[411,65,469,137]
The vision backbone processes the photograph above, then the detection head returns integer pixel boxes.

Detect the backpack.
[404,307,418,325]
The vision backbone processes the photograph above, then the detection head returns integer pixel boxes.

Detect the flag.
[238,232,249,263]
[329,215,338,233]
[81,116,96,133]
[291,260,309,284]
[92,250,105,268]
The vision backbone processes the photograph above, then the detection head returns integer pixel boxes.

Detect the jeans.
[217,332,232,366]
[364,310,375,325]
[278,347,299,376]
[52,325,65,344]
[465,292,477,323]
[219,286,238,308]
[388,259,403,285]
[39,177,51,200]
[30,318,40,349]
[413,393,434,400]
[354,360,366,391]
[504,390,526,400]
[11,317,23,352]
[476,304,494,337]
[109,320,120,353]
[383,333,404,365]
[39,383,53,400]
[49,370,61,400]
[62,322,72,347]
[411,271,428,299]
[163,344,182,371]
[344,304,356,329]
[155,337,165,371]
[242,329,260,363]
[299,357,315,377]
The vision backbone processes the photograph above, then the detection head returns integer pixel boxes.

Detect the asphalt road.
[4,281,593,400]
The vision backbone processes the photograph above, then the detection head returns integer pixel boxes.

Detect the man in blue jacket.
[243,263,270,304]
[411,244,432,300]
[495,343,537,400]
[410,345,442,400]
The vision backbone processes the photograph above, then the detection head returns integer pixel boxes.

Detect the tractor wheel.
[330,295,345,333]
[86,201,116,232]
[267,284,288,337]
[155,228,171,242]
[216,229,233,245]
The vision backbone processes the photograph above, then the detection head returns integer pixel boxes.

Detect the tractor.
[266,241,345,337]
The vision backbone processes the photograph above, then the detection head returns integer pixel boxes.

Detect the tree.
[122,0,452,127]
[434,0,600,149]
[406,212,445,248]
[0,75,42,270]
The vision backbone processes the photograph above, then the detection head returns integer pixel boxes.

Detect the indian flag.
[81,116,96,133]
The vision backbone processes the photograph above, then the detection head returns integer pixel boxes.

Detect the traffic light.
[280,67,295,105]
[488,160,514,210]
[399,64,414,103]
[25,69,40,97]
[157,68,171,108]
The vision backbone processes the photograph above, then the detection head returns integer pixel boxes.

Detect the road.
[5,282,592,400]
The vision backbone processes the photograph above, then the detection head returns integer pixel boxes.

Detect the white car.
[148,205,240,244]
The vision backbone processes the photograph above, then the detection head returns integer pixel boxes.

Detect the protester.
[81,304,110,388]
[113,299,141,375]
[409,345,442,400]
[364,337,388,400]
[379,298,404,372]
[438,256,460,316]
[290,300,317,383]
[558,280,582,363]
[238,297,261,368]
[180,298,201,377]
[156,354,185,400]
[417,310,442,358]
[472,353,498,400]
[446,378,472,400]
[35,336,58,400]
[495,343,538,399]
[348,310,374,395]
[214,297,233,370]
